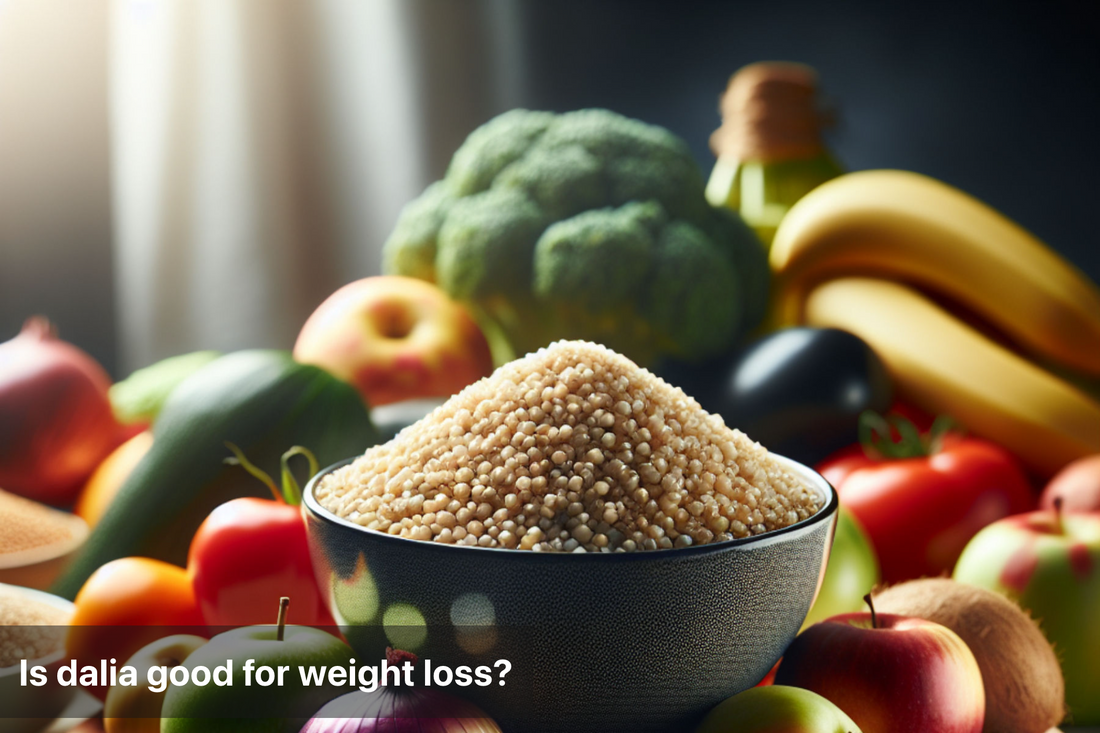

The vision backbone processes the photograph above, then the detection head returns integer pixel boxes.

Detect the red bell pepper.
[188,445,335,628]
[817,411,1036,584]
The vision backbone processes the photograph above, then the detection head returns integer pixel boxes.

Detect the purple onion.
[301,652,502,733]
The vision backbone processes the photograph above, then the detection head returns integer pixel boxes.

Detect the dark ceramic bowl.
[303,454,838,733]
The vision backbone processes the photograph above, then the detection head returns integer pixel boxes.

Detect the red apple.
[774,597,984,733]
[1040,455,1100,513]
[294,276,493,406]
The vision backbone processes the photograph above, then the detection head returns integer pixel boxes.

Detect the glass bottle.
[706,62,843,249]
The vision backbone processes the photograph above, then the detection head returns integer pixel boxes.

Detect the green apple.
[954,507,1100,724]
[802,507,879,629]
[160,618,353,733]
[103,634,208,733]
[696,685,863,733]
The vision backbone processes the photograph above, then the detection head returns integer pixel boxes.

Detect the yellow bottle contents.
[707,153,843,247]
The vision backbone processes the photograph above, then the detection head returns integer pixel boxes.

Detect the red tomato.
[188,497,335,627]
[818,430,1035,584]
[818,405,1038,581]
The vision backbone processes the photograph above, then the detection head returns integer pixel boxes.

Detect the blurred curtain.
[110,0,526,371]
[0,0,114,372]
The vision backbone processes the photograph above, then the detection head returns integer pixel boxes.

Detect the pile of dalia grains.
[0,585,70,667]
[317,341,821,552]
[0,488,84,562]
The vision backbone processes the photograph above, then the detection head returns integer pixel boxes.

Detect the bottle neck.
[710,62,827,163]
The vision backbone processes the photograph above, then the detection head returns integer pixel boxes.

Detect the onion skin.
[300,687,503,733]
[0,317,123,505]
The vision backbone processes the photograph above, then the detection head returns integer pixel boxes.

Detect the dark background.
[444,0,1100,279]
[1,0,1097,375]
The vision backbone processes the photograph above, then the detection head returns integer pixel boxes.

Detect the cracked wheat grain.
[317,341,821,552]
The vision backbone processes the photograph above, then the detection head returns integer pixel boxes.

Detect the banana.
[771,170,1100,377]
[804,277,1100,477]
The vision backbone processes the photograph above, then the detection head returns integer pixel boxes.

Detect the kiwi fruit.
[873,578,1064,733]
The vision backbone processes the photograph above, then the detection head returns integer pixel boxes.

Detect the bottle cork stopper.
[710,61,826,162]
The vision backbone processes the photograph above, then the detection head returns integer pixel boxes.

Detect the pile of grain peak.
[317,341,821,552]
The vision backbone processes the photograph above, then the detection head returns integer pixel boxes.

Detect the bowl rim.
[0,506,88,570]
[0,583,76,675]
[303,453,838,562]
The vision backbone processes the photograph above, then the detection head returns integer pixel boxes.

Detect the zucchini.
[109,349,222,426]
[54,350,376,599]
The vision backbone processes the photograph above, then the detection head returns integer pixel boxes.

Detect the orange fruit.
[74,431,152,526]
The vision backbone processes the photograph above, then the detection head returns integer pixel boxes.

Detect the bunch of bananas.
[770,170,1100,476]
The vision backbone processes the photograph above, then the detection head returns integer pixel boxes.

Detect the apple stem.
[1053,496,1064,535]
[277,597,289,641]
[864,593,877,629]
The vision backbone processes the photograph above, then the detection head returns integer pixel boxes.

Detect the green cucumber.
[54,350,376,599]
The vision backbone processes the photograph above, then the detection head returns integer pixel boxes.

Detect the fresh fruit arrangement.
[102,634,207,729]
[65,556,204,700]
[872,579,1065,733]
[770,170,1100,477]
[2,63,1100,732]
[817,411,1034,583]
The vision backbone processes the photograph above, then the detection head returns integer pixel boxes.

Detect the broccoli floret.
[536,109,707,220]
[381,181,454,282]
[535,108,685,163]
[383,108,768,365]
[645,221,742,357]
[605,155,710,223]
[709,207,771,330]
[493,144,605,221]
[446,109,556,196]
[435,188,545,301]
[533,202,662,312]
